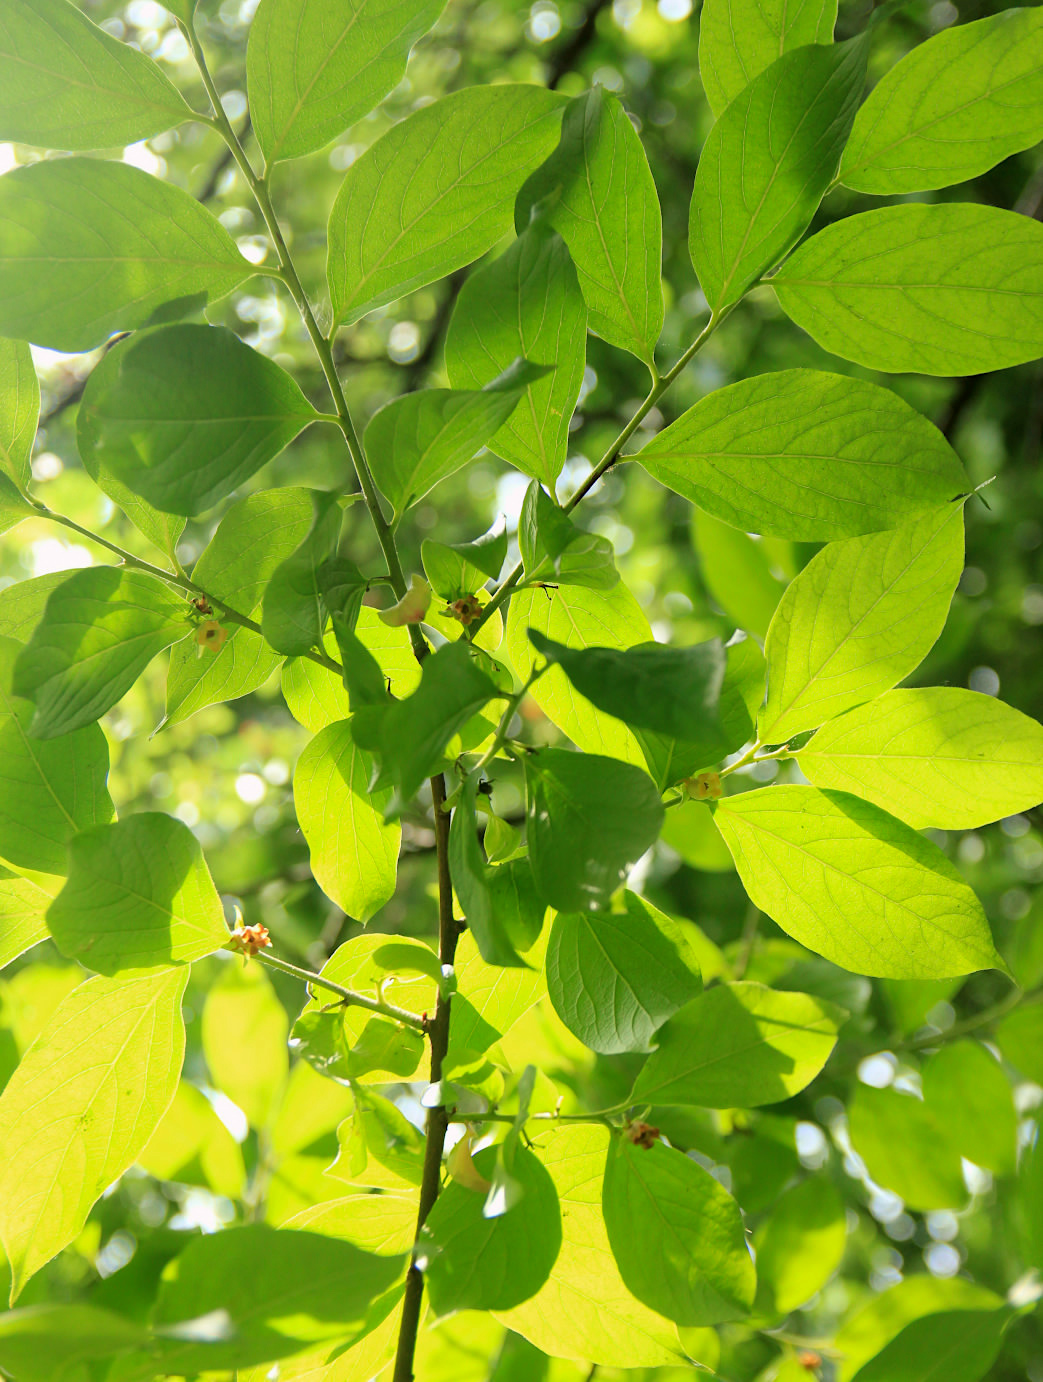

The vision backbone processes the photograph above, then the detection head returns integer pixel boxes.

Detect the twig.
[254,949,427,1030]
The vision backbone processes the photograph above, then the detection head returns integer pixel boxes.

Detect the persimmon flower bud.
[196,619,227,657]
[624,1120,660,1149]
[446,593,484,626]
[230,921,272,957]
[685,770,722,801]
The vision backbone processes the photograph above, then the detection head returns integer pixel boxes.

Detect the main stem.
[393,773,460,1382]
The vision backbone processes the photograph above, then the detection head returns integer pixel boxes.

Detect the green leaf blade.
[638,370,967,542]
[798,687,1043,830]
[328,84,566,325]
[46,812,228,975]
[713,784,1002,979]
[690,38,865,312]
[699,0,837,117]
[0,0,191,152]
[0,967,187,1300]
[0,159,251,353]
[849,1309,1010,1382]
[759,504,964,744]
[840,9,1043,194]
[0,339,38,494]
[774,204,1043,375]
[248,0,447,165]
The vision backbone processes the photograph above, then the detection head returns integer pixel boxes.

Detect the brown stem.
[392,773,460,1382]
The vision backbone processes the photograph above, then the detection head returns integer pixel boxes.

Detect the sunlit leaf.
[699,0,837,116]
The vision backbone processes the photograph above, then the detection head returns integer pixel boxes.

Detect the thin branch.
[253,949,427,1030]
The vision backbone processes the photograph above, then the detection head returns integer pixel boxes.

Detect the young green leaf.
[365,361,542,520]
[422,525,507,601]
[602,1137,755,1325]
[506,581,650,764]
[445,225,586,487]
[546,892,701,1054]
[494,1124,684,1367]
[759,504,964,743]
[632,980,841,1107]
[202,962,289,1129]
[46,812,228,975]
[529,630,726,746]
[0,869,59,970]
[328,84,566,325]
[260,492,345,655]
[515,87,663,365]
[798,688,1043,830]
[524,749,664,911]
[0,635,113,875]
[80,325,319,518]
[690,37,865,311]
[922,1040,1017,1177]
[840,9,1043,194]
[247,0,447,165]
[518,480,617,589]
[0,1303,147,1382]
[848,1083,966,1210]
[754,1178,846,1318]
[294,718,399,923]
[0,339,38,494]
[148,1225,406,1373]
[13,567,190,739]
[164,487,316,728]
[0,967,187,1300]
[849,1309,1010,1382]
[0,0,192,151]
[699,0,837,117]
[419,1142,562,1313]
[638,370,967,542]
[693,512,785,637]
[713,785,1002,979]
[0,160,251,352]
[773,204,1043,375]
[449,776,528,968]
[443,931,546,1073]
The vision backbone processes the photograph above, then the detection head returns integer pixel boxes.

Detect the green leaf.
[0,573,75,643]
[516,87,663,364]
[46,812,228,975]
[449,776,528,968]
[996,1001,1043,1085]
[423,526,507,601]
[0,159,250,353]
[0,635,113,875]
[446,224,586,487]
[773,204,1043,376]
[366,361,540,520]
[0,0,191,151]
[798,688,1043,831]
[632,980,841,1107]
[693,512,785,638]
[524,749,664,911]
[283,609,419,732]
[699,0,837,117]
[202,961,289,1129]
[506,582,650,764]
[375,641,502,804]
[494,1124,683,1367]
[163,487,317,728]
[0,339,38,494]
[518,480,617,589]
[247,0,446,165]
[638,370,967,542]
[0,967,186,1300]
[420,1142,562,1313]
[602,1136,755,1326]
[13,566,190,739]
[0,1304,147,1382]
[546,891,701,1054]
[77,431,186,569]
[714,785,1001,979]
[80,325,319,518]
[444,931,546,1074]
[329,84,566,325]
[138,1079,245,1199]
[849,1309,1010,1382]
[690,38,865,312]
[0,869,60,969]
[528,630,726,745]
[835,1278,1004,1382]
[840,9,1043,194]
[294,717,400,923]
[288,1191,418,1255]
[753,1178,846,1317]
[149,1225,406,1373]
[261,492,346,654]
[1019,1134,1043,1273]
[759,504,964,743]
[922,1040,1017,1177]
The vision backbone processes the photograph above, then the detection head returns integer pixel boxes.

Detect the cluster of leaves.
[0,1,1042,1381]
